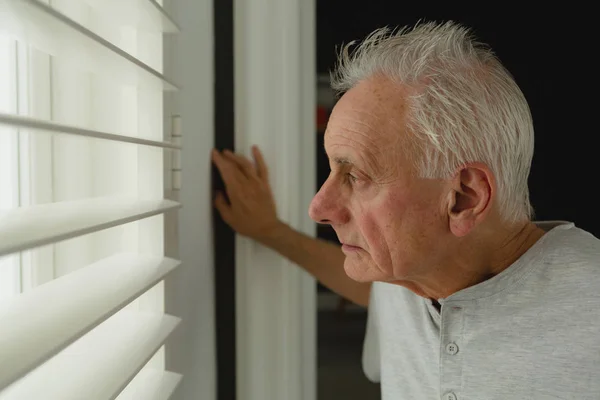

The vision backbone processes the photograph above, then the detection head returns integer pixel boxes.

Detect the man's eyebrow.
[332,157,353,165]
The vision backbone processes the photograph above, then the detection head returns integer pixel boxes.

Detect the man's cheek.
[360,221,391,270]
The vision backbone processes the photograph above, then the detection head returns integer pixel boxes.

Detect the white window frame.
[234,0,317,399]
[162,0,217,399]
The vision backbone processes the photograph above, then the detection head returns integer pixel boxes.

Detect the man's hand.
[212,145,371,307]
[211,146,282,242]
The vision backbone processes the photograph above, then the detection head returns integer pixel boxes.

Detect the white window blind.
[0,0,182,398]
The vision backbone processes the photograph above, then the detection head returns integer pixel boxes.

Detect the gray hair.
[331,21,534,223]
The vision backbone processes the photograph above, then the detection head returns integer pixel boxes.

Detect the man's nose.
[308,179,348,225]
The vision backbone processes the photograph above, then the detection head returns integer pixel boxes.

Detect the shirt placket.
[439,302,465,400]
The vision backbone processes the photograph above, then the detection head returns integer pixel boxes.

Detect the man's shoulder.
[537,223,600,271]
[531,222,600,298]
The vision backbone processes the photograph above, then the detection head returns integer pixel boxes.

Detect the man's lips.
[341,243,362,252]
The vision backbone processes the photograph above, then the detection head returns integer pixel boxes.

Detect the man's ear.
[446,163,494,237]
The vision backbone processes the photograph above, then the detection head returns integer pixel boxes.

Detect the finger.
[252,145,269,182]
[214,191,233,224]
[211,150,244,196]
[212,150,242,186]
[223,149,257,179]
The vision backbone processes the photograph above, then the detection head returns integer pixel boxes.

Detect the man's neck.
[397,221,547,301]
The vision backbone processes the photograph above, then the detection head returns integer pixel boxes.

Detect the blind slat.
[0,253,181,391]
[117,369,182,400]
[82,0,180,33]
[0,197,181,257]
[0,311,180,400]
[0,113,181,149]
[0,0,178,90]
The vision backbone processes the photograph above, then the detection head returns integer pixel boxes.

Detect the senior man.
[212,21,600,400]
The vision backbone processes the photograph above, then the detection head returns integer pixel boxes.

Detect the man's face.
[309,76,449,283]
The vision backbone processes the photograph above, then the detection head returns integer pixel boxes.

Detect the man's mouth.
[341,243,362,252]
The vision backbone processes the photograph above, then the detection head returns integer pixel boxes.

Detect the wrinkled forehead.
[324,76,412,171]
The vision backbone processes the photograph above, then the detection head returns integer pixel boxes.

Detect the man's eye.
[346,173,358,183]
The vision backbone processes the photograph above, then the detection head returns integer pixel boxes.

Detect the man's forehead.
[323,124,386,174]
[335,75,411,111]
[325,94,407,155]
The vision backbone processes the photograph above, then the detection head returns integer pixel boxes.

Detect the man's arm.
[211,146,371,307]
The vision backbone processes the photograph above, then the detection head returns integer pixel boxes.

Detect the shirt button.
[445,342,459,355]
[443,392,458,400]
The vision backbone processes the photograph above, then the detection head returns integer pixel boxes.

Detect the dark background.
[316,6,599,237]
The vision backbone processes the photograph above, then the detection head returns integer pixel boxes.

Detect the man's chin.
[343,259,386,283]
